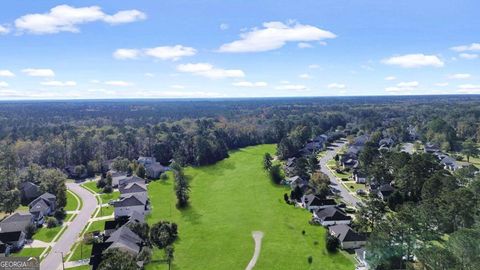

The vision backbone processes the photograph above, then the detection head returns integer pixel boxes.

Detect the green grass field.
[82,181,102,193]
[86,219,110,233]
[146,144,353,270]
[69,242,92,261]
[96,205,114,217]
[65,190,80,211]
[99,191,120,204]
[11,247,45,257]
[33,225,63,242]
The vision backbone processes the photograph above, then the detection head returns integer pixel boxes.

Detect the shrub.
[103,185,113,193]
[46,217,58,228]
[54,208,66,221]
[326,234,339,252]
[307,256,313,264]
[96,178,106,189]
[268,164,283,184]
[25,224,37,239]
[160,173,168,180]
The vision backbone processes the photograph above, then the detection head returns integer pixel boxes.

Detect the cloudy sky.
[0,0,479,99]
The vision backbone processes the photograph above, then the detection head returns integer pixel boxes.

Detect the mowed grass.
[146,144,353,270]
[82,181,102,193]
[33,225,63,242]
[65,190,80,212]
[11,247,45,257]
[99,191,120,204]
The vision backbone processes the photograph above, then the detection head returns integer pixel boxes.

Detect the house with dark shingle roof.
[138,156,167,179]
[0,231,26,250]
[440,156,461,171]
[119,182,147,196]
[301,194,336,211]
[0,212,33,234]
[108,170,128,188]
[377,184,395,200]
[313,207,352,226]
[113,193,149,219]
[19,182,41,203]
[328,224,366,249]
[118,175,145,188]
[28,192,56,225]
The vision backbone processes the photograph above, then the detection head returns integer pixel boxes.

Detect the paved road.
[41,182,98,270]
[319,141,361,207]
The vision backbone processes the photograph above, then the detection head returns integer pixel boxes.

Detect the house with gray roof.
[328,224,366,249]
[119,182,147,196]
[138,156,167,179]
[301,194,337,211]
[113,193,150,219]
[28,192,56,225]
[19,182,41,203]
[0,213,33,234]
[108,170,128,188]
[313,207,352,226]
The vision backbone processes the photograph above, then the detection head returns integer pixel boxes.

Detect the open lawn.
[345,182,366,193]
[11,247,45,257]
[69,242,92,261]
[86,219,110,234]
[65,190,80,212]
[82,181,102,194]
[99,191,120,204]
[146,144,353,270]
[96,205,114,218]
[33,225,63,242]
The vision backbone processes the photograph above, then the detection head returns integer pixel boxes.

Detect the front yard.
[11,247,45,258]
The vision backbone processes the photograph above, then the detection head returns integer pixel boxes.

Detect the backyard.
[146,144,353,270]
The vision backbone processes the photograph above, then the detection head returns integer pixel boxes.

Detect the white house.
[301,194,337,211]
[313,207,352,226]
[113,193,149,219]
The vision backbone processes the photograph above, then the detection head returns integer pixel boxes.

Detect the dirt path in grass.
[245,231,264,270]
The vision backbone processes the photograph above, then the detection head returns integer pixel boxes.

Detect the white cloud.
[382,54,444,68]
[22,68,55,77]
[177,63,245,79]
[449,73,471,79]
[113,49,141,60]
[450,43,480,52]
[220,23,229,30]
[308,64,320,69]
[104,80,132,87]
[327,83,346,89]
[0,25,10,35]
[41,80,76,87]
[0,70,15,77]
[144,45,197,61]
[299,74,311,79]
[298,42,313,49]
[275,84,308,91]
[103,10,146,25]
[384,76,396,81]
[435,82,449,87]
[114,45,196,61]
[385,81,419,92]
[15,5,145,34]
[457,84,480,94]
[144,73,155,77]
[0,81,8,88]
[232,81,268,87]
[459,53,478,60]
[218,21,336,53]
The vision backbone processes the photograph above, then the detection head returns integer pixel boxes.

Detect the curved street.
[319,141,361,207]
[40,182,98,270]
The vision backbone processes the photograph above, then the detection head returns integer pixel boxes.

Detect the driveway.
[319,141,361,207]
[40,182,98,270]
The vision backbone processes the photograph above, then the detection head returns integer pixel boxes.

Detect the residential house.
[108,170,129,188]
[301,194,336,211]
[118,175,145,188]
[284,157,297,176]
[352,135,369,148]
[137,156,167,179]
[286,176,308,191]
[440,156,461,171]
[0,242,11,257]
[328,224,366,249]
[119,182,147,197]
[377,184,395,200]
[424,142,440,153]
[379,138,395,149]
[28,192,56,225]
[0,212,33,251]
[353,170,367,184]
[19,181,41,203]
[90,225,145,270]
[112,193,149,219]
[313,207,352,226]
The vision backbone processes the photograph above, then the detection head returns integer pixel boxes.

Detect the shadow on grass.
[178,204,202,225]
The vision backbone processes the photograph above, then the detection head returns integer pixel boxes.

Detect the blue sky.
[0,0,479,99]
